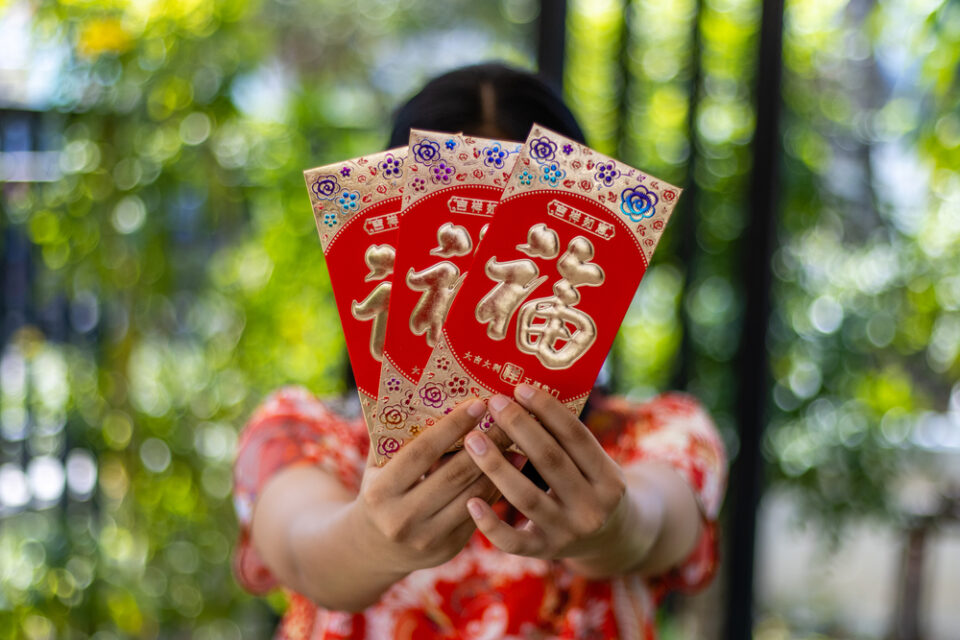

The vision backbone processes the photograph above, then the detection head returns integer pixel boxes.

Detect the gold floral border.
[502,125,681,266]
[402,129,522,211]
[303,146,409,254]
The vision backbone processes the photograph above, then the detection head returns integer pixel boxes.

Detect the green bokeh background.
[1,0,958,637]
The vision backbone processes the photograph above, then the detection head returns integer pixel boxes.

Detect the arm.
[251,464,404,612]
[463,385,705,579]
[249,399,513,612]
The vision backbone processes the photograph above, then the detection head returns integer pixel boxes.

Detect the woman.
[233,63,727,640]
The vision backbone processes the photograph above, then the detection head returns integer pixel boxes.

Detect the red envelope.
[371,130,520,464]
[399,125,682,450]
[303,147,408,432]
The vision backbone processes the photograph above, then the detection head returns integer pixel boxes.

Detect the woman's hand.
[345,399,513,575]
[462,385,663,577]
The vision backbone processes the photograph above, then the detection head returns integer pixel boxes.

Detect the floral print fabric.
[233,387,727,640]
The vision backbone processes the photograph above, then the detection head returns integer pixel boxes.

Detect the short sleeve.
[609,392,728,595]
[232,387,367,594]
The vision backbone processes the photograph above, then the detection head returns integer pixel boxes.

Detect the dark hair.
[388,63,586,148]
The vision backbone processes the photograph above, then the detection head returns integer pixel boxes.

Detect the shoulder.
[242,386,366,440]
[236,386,369,491]
[606,391,708,421]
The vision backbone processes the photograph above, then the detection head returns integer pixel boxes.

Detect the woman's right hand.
[345,399,513,574]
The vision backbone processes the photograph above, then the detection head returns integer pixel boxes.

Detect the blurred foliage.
[768,0,960,525]
[1,0,535,636]
[568,0,960,530]
[1,0,958,636]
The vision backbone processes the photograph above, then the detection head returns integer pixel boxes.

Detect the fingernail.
[489,394,509,412]
[467,400,485,417]
[467,499,484,520]
[465,433,487,456]
[515,384,535,401]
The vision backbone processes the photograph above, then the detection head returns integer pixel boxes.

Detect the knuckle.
[360,480,385,506]
[603,473,627,506]
[516,491,541,515]
[442,457,478,488]
[405,442,437,469]
[578,511,605,536]
[570,424,593,447]
[381,514,412,542]
[409,534,432,554]
[540,446,566,471]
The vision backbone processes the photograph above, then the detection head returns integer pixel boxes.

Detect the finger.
[466,498,543,557]
[512,384,614,482]
[485,394,589,500]
[429,473,501,534]
[449,517,479,545]
[463,430,563,527]
[383,399,486,491]
[414,423,514,516]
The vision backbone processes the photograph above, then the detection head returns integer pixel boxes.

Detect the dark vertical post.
[1,110,36,346]
[672,0,704,392]
[537,0,568,91]
[723,0,785,637]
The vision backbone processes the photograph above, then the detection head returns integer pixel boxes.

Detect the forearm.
[562,462,701,579]
[252,466,408,612]
[287,500,410,611]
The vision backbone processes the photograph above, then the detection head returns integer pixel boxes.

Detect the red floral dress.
[233,388,726,640]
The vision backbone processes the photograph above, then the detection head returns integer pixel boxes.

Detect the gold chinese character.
[500,362,523,384]
[475,258,547,340]
[517,223,559,259]
[516,236,604,369]
[429,222,472,258]
[478,223,489,249]
[351,244,396,361]
[407,261,465,347]
[475,224,561,340]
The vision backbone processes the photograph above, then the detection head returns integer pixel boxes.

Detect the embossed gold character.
[429,222,472,258]
[475,259,547,340]
[475,224,560,340]
[516,223,559,259]
[474,223,605,369]
[351,244,396,361]
[517,236,604,369]
[407,262,466,347]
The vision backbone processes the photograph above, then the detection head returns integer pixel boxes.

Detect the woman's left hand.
[463,384,660,573]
